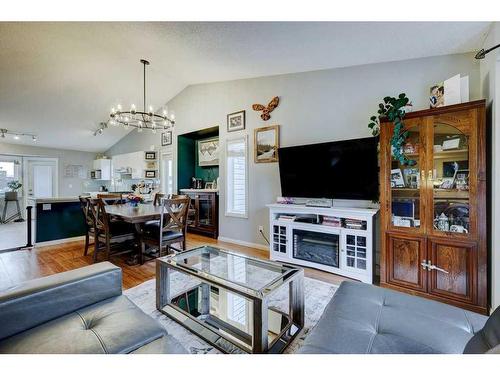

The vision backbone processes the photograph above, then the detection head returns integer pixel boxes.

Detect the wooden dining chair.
[97,193,123,205]
[140,196,190,264]
[88,198,136,263]
[153,192,165,206]
[79,196,95,256]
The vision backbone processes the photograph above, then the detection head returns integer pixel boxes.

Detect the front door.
[25,159,57,199]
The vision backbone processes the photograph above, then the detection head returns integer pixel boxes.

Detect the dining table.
[105,203,173,264]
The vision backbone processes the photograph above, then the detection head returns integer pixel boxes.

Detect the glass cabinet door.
[429,114,472,237]
[389,119,425,232]
[198,194,214,227]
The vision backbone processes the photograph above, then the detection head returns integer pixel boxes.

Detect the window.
[225,136,248,218]
[160,151,173,195]
[0,156,22,196]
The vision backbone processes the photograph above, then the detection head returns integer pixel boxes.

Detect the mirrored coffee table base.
[156,246,304,354]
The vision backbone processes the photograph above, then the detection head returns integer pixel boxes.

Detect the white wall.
[107,52,481,249]
[479,22,500,310]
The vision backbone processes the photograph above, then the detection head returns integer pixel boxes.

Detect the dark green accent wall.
[36,202,86,242]
[177,128,220,190]
[177,136,196,190]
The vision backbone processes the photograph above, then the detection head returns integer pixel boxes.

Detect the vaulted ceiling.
[0,22,491,152]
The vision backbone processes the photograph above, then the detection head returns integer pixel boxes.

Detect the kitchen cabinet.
[92,159,111,180]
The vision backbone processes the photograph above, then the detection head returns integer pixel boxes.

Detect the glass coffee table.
[156,246,304,353]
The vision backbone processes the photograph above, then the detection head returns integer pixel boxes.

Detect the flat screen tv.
[278,137,379,201]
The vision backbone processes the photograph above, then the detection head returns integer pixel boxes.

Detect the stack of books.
[344,218,365,230]
[322,216,341,227]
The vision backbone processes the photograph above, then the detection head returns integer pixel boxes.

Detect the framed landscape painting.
[254,125,279,163]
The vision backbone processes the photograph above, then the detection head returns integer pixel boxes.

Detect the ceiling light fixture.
[109,59,175,133]
[93,122,108,136]
[475,43,500,59]
[0,128,37,141]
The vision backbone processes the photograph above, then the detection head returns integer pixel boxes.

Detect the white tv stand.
[267,203,379,283]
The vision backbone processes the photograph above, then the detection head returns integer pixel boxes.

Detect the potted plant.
[368,93,415,166]
[6,180,22,201]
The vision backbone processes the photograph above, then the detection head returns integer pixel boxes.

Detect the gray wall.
[479,22,500,310]
[107,52,481,247]
[0,142,100,198]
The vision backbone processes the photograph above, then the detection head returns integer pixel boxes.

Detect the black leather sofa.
[299,281,500,354]
[0,262,186,354]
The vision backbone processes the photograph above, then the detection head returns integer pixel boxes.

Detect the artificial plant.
[368,93,415,166]
[7,180,22,192]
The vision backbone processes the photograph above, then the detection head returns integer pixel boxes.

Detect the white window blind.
[226,136,248,217]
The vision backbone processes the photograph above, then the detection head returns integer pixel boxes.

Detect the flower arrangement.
[126,194,143,207]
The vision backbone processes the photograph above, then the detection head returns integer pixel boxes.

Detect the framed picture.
[198,137,219,166]
[205,182,215,189]
[227,110,245,132]
[144,151,156,160]
[254,125,279,163]
[145,170,157,178]
[161,131,172,146]
[390,169,405,188]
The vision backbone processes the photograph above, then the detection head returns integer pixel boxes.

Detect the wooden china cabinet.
[379,100,488,315]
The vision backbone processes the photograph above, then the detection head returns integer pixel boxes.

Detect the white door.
[160,151,173,195]
[26,160,57,198]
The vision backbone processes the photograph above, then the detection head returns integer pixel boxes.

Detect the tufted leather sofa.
[0,262,186,354]
[299,281,500,354]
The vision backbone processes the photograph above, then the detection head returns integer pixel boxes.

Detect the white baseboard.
[35,236,85,247]
[217,236,269,251]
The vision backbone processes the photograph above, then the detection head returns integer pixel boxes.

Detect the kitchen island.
[28,197,86,245]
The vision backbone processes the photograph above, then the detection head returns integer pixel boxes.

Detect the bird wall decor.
[252,96,279,121]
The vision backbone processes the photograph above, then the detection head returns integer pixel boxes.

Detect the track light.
[475,43,500,59]
[0,128,37,141]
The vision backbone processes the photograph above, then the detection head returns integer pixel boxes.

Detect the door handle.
[428,263,449,274]
[421,259,430,270]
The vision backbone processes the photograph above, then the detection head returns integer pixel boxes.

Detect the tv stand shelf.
[267,204,379,283]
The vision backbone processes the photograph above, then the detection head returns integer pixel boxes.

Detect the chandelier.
[109,59,175,133]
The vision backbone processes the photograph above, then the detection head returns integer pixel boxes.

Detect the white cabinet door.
[341,231,369,275]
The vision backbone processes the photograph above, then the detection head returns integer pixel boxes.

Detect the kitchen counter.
[180,189,219,193]
[27,197,81,204]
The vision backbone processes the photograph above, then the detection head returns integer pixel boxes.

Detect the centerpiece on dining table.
[126,194,144,207]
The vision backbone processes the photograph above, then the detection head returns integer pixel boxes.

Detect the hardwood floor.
[0,233,351,291]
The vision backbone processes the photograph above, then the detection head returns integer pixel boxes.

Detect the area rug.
[124,275,338,354]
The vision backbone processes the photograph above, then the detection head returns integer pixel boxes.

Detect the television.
[277,137,379,201]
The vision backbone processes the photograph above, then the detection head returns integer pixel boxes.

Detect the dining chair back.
[158,196,190,245]
[97,193,123,205]
[79,196,95,256]
[153,193,165,206]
